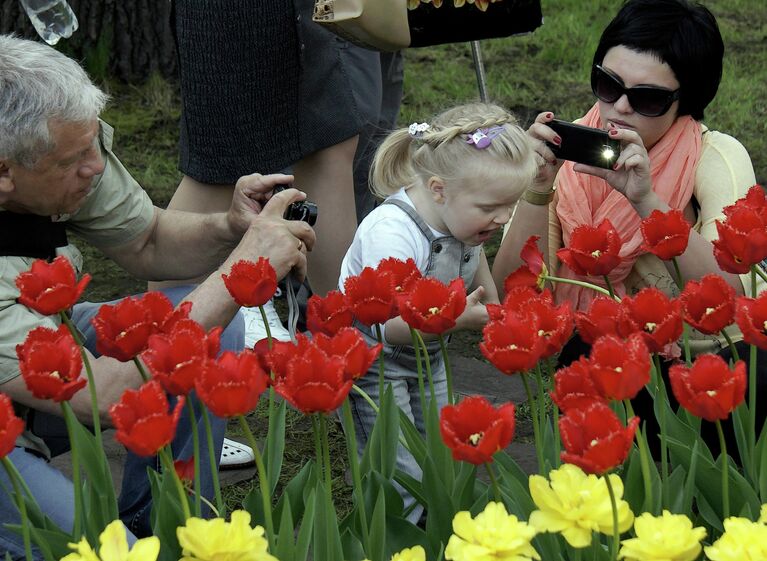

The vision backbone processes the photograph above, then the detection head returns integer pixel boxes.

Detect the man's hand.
[231,186,316,282]
[227,172,296,235]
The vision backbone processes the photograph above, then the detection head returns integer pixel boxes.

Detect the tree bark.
[0,0,177,82]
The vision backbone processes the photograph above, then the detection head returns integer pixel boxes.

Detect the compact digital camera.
[273,185,318,226]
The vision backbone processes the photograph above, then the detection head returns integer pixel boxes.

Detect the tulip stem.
[132,356,150,383]
[438,335,454,405]
[238,415,275,548]
[414,331,436,404]
[159,446,191,521]
[60,312,102,446]
[61,402,83,538]
[353,384,380,413]
[341,400,370,552]
[653,354,669,509]
[484,463,502,503]
[185,399,202,517]
[534,364,547,449]
[259,305,274,348]
[720,329,740,363]
[1,457,33,561]
[603,473,620,561]
[754,263,767,284]
[625,400,654,513]
[602,275,615,299]
[543,275,615,300]
[521,374,544,475]
[716,419,730,519]
[546,358,561,467]
[410,328,427,419]
[374,324,386,405]
[671,257,684,290]
[201,407,225,516]
[749,267,758,470]
[320,414,333,502]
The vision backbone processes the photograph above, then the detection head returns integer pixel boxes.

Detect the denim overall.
[348,198,480,523]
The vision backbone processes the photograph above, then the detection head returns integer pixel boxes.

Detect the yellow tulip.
[177,510,278,561]
[445,501,540,561]
[618,510,706,561]
[391,545,426,561]
[759,503,767,524]
[528,463,634,548]
[60,520,159,561]
[705,515,767,561]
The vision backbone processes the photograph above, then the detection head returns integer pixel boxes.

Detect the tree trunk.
[0,0,177,82]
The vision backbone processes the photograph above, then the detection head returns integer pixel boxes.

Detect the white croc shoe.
[220,438,255,470]
[242,299,291,348]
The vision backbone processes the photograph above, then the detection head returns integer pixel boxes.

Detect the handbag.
[312,0,543,52]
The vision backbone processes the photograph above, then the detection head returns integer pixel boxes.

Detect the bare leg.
[147,176,234,291]
[293,135,360,296]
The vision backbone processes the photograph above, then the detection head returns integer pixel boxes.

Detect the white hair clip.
[408,122,430,138]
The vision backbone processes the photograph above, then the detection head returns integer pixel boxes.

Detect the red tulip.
[343,267,397,327]
[312,328,382,381]
[713,206,767,274]
[480,312,544,375]
[574,296,636,345]
[272,344,353,414]
[587,333,650,401]
[550,358,607,412]
[669,354,746,421]
[196,350,270,417]
[15,255,90,315]
[92,292,190,362]
[439,396,516,465]
[622,288,683,355]
[109,380,185,457]
[640,209,691,260]
[0,393,25,458]
[306,290,354,336]
[141,319,222,396]
[16,325,86,402]
[680,274,736,335]
[559,401,639,474]
[504,236,547,292]
[494,286,553,321]
[263,335,313,379]
[376,257,422,295]
[524,299,573,359]
[397,277,466,334]
[735,293,767,349]
[556,219,622,277]
[174,457,195,484]
[725,185,767,223]
[222,258,278,307]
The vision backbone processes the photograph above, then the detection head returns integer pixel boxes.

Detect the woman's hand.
[527,112,565,191]
[573,125,654,207]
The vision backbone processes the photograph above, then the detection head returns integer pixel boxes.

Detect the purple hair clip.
[465,125,505,149]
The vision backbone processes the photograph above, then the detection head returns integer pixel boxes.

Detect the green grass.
[80,0,766,513]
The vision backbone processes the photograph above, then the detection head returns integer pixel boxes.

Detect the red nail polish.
[613,163,619,170]
[553,135,562,145]
[609,129,618,136]
[546,112,553,119]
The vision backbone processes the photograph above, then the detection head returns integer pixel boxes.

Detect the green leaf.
[273,459,316,527]
[340,527,366,561]
[421,456,455,553]
[368,486,387,561]
[385,514,431,560]
[312,481,344,561]
[148,469,184,561]
[681,439,700,515]
[274,497,295,561]
[295,488,316,561]
[758,427,767,501]
[425,399,454,490]
[264,394,287,496]
[365,470,404,521]
[393,471,428,510]
[398,408,427,466]
[361,386,400,478]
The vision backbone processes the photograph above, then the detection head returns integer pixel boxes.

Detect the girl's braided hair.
[370,102,537,199]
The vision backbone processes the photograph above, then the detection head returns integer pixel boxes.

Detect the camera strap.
[0,211,68,260]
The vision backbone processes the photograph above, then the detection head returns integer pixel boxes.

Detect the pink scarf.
[555,103,702,310]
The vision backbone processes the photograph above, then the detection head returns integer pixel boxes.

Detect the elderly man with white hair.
[0,34,315,558]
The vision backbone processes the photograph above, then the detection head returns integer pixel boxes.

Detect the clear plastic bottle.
[18,0,78,45]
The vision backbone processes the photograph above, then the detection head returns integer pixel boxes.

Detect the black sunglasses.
[591,64,680,117]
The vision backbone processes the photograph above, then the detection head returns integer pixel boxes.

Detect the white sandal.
[220,438,255,469]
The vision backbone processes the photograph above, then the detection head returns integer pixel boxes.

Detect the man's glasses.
[591,64,680,117]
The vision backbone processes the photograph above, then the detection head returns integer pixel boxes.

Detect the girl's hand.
[527,111,565,190]
[455,286,490,332]
[573,126,654,206]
